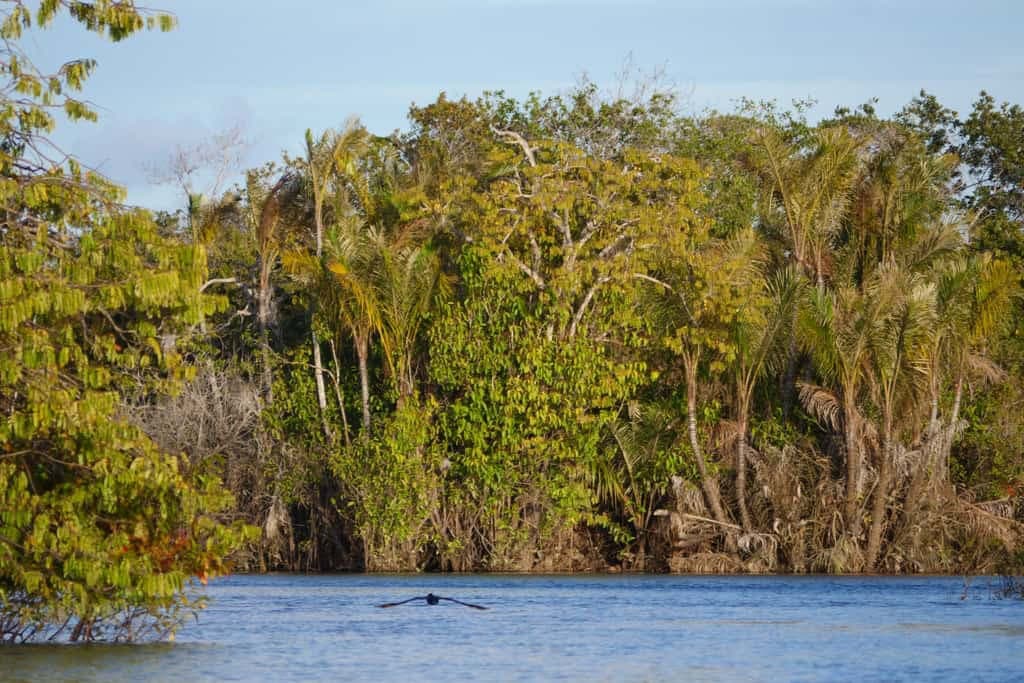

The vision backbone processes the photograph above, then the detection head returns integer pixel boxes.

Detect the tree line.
[161,85,1024,576]
[2,0,1023,642]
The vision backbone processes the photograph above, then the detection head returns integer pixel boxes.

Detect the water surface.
[3,574,1022,681]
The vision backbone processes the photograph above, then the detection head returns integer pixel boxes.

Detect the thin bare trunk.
[685,356,737,553]
[736,398,752,531]
[257,253,274,401]
[311,193,332,442]
[312,333,332,441]
[864,412,893,570]
[903,373,965,533]
[780,336,798,417]
[357,333,371,432]
[328,339,352,450]
[314,195,324,257]
[843,393,862,537]
[943,375,964,483]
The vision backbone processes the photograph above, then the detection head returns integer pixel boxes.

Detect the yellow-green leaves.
[0,1,250,641]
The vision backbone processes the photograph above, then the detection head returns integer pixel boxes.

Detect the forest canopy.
[165,84,1023,578]
[2,0,1024,644]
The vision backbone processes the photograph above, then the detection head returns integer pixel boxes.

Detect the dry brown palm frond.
[957,497,1022,549]
[819,535,865,574]
[797,381,842,430]
[855,411,880,453]
[965,353,1007,385]
[738,531,779,559]
[653,509,712,551]
[263,494,294,567]
[974,498,1017,519]
[671,476,709,516]
[668,551,744,574]
[891,443,921,482]
[750,444,827,520]
[861,460,881,494]
[712,418,742,464]
[748,443,846,572]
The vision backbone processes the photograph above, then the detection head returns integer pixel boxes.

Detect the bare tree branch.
[490,125,537,167]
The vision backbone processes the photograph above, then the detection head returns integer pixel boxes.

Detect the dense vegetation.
[169,85,1023,577]
[0,1,250,643]
[3,0,1024,642]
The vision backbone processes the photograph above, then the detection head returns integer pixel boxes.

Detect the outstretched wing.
[438,596,489,610]
[377,596,424,608]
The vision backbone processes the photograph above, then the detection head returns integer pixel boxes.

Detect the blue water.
[3,574,1023,682]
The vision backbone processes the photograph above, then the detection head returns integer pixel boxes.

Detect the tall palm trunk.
[328,339,352,450]
[735,393,753,532]
[356,332,372,431]
[684,354,737,552]
[901,372,955,531]
[864,410,894,570]
[311,188,332,442]
[312,333,332,441]
[842,392,862,536]
[257,252,274,401]
[942,375,964,481]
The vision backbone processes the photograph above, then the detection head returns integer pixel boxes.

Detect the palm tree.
[372,223,451,403]
[862,264,937,569]
[751,122,864,419]
[324,219,382,432]
[246,170,299,399]
[293,119,370,440]
[797,278,897,541]
[752,124,862,288]
[594,400,680,564]
[729,264,802,530]
[647,228,762,550]
[844,125,955,277]
[924,252,1018,477]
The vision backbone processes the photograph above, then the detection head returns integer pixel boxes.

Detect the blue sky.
[37,0,1024,211]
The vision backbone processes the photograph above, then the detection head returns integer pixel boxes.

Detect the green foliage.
[431,287,636,563]
[0,166,250,644]
[40,40,1014,576]
[331,400,442,570]
[955,383,1024,499]
[0,1,248,643]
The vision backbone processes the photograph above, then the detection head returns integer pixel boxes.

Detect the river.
[3,574,1023,681]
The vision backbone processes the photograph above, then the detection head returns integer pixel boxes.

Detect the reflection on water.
[3,575,1023,682]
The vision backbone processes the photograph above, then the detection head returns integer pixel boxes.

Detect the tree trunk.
[257,253,274,401]
[842,393,862,537]
[329,339,352,450]
[684,355,737,553]
[780,336,798,418]
[357,333,371,432]
[942,375,965,483]
[864,411,893,570]
[901,373,965,543]
[736,395,753,532]
[903,388,944,533]
[312,196,332,442]
[312,330,332,442]
[396,352,414,408]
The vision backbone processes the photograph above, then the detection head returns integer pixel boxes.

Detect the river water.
[3,574,1023,681]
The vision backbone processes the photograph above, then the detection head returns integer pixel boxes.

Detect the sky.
[33,0,1024,211]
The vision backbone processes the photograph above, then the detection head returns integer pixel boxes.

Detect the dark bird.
[377,592,488,610]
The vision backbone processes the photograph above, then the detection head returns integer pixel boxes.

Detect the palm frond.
[797,381,842,431]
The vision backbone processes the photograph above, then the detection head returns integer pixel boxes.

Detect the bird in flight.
[377,593,488,610]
